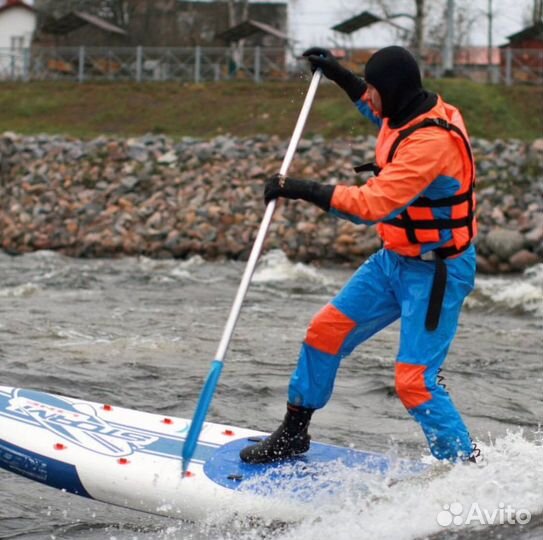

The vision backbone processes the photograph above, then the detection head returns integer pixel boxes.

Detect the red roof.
[0,0,36,15]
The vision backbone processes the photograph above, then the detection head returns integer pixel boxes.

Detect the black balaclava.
[364,46,434,127]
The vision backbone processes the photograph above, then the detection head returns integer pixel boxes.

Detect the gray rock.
[126,144,148,162]
[485,227,525,260]
[121,176,140,191]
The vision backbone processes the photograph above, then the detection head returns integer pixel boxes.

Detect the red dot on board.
[102,404,113,411]
[223,429,234,436]
[162,418,173,425]
[54,443,66,450]
[118,458,129,465]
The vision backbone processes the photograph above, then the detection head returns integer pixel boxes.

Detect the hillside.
[1,79,541,140]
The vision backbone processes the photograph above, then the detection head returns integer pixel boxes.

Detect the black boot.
[240,404,314,464]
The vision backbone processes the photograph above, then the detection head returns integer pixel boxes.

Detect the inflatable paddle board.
[0,386,426,521]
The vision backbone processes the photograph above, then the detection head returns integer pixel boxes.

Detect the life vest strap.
[410,191,471,207]
[385,216,472,230]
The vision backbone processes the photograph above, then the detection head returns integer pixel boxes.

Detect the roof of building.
[505,21,543,44]
[331,11,382,34]
[217,19,289,43]
[41,10,126,36]
[0,0,36,15]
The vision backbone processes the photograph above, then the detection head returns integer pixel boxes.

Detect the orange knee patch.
[395,362,432,409]
[304,303,356,355]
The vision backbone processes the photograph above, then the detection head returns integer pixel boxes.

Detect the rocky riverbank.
[1,132,542,273]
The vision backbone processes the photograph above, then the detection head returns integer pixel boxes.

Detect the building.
[33,0,287,47]
[0,0,37,78]
[0,0,36,50]
[500,21,543,83]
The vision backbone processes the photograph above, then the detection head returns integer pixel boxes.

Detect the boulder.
[485,228,525,260]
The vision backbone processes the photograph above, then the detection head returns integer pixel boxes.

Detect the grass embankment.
[1,79,541,140]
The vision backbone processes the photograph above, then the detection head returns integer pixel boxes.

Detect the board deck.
[0,386,427,521]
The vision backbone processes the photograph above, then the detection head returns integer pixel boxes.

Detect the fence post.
[108,49,114,81]
[78,46,85,83]
[195,46,201,83]
[505,48,512,86]
[254,46,261,83]
[136,45,143,82]
[23,48,30,81]
[10,51,15,80]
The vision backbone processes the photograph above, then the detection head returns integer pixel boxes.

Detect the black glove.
[264,174,335,212]
[302,47,367,102]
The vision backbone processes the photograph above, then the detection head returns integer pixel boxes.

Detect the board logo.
[8,389,160,457]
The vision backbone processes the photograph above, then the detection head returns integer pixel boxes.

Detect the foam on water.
[252,250,332,287]
[164,431,542,540]
[275,431,543,540]
[0,282,42,297]
[469,264,543,317]
[253,251,542,317]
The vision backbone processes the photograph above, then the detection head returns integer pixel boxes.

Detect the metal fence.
[0,46,287,83]
[1,46,542,85]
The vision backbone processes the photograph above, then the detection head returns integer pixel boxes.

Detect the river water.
[0,249,541,540]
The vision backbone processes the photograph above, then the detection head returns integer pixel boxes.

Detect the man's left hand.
[264,173,288,205]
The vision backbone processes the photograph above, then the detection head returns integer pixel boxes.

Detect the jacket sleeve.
[329,129,452,225]
[354,90,382,128]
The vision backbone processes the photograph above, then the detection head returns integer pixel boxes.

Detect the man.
[240,46,479,464]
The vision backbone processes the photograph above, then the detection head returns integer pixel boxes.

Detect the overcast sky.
[277,0,536,52]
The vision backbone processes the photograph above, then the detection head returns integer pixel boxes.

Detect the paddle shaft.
[182,69,322,474]
[215,69,323,361]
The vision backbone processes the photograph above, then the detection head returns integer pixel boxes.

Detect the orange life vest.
[374,102,477,257]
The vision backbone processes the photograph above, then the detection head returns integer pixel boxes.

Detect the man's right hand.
[302,47,367,102]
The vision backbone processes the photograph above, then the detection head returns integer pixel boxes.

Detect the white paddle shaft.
[214,69,323,362]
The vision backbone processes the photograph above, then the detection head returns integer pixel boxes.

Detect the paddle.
[181,69,323,476]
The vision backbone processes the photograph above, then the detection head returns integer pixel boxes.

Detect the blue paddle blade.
[181,359,224,475]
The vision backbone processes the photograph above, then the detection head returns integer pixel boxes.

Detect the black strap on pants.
[425,256,447,331]
[423,243,470,331]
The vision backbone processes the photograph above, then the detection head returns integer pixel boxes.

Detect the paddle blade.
[181,359,224,476]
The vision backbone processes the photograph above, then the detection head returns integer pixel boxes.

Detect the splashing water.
[252,249,333,287]
[468,264,543,316]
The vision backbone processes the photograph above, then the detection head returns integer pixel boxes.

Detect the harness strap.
[353,162,382,175]
[410,191,471,207]
[385,216,472,230]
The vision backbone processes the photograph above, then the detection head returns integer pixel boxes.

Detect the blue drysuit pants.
[288,246,476,461]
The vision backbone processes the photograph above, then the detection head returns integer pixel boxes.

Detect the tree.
[226,0,249,28]
[533,0,543,23]
[225,0,250,75]
[34,0,132,28]
[368,0,427,62]
[97,0,133,28]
